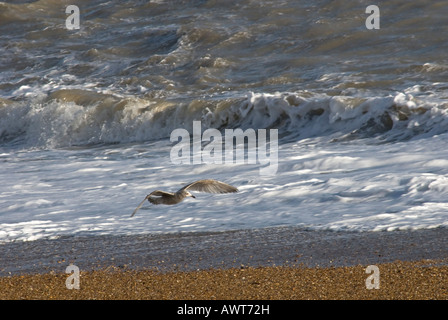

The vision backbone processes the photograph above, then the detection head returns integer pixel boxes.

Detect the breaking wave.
[1,87,448,148]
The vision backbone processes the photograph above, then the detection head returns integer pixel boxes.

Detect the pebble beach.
[1,261,447,300]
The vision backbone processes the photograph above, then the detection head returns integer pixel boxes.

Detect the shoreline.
[1,226,447,276]
[1,226,447,299]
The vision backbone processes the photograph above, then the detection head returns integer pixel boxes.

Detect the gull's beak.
[191,195,196,199]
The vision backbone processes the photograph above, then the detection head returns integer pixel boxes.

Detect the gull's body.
[131,179,238,217]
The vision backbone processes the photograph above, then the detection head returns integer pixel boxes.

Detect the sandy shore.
[1,226,447,299]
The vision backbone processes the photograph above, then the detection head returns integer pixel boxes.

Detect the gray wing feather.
[130,195,149,217]
[150,190,174,197]
[181,179,238,194]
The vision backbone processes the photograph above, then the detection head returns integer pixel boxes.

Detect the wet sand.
[1,226,447,299]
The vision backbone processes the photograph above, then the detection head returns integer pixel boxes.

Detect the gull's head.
[185,191,196,199]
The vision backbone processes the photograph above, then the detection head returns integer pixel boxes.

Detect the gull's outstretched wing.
[130,195,149,217]
[180,179,238,194]
[130,190,175,217]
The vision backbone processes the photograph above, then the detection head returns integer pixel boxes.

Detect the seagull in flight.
[131,179,238,217]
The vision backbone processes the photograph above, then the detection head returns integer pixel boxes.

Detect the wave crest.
[1,89,447,148]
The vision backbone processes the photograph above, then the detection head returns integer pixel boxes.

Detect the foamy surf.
[2,130,448,243]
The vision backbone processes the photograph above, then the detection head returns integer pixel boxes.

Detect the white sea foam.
[1,125,448,242]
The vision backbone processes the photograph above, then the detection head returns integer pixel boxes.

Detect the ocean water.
[1,0,448,242]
